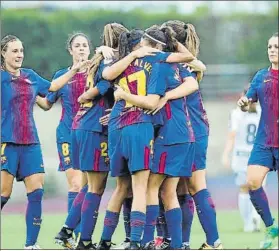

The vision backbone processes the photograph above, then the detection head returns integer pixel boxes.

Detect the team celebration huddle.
[1,19,278,250]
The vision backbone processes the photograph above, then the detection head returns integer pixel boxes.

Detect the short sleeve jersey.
[246,68,278,147]
[46,68,87,143]
[108,52,170,132]
[180,64,209,139]
[1,68,51,144]
[156,63,195,145]
[72,60,111,133]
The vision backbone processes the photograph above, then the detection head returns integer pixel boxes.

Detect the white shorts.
[234,171,267,187]
[231,154,250,173]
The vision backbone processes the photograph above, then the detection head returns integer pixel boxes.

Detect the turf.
[1,210,278,249]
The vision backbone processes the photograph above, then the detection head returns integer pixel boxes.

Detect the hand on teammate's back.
[99,109,112,126]
[96,45,118,60]
[131,46,160,58]
[145,96,168,115]
[114,85,126,101]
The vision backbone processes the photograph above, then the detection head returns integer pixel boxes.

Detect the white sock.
[238,193,253,229]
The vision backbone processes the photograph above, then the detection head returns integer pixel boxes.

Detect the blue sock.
[156,201,165,237]
[165,208,182,249]
[159,198,170,239]
[141,205,159,245]
[193,189,219,246]
[65,185,88,229]
[68,192,78,212]
[80,192,101,241]
[123,197,132,239]
[130,211,146,243]
[68,191,80,236]
[249,187,274,227]
[101,211,120,241]
[1,196,9,209]
[178,194,194,243]
[25,189,43,246]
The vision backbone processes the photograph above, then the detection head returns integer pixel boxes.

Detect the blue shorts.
[1,143,45,182]
[71,130,109,172]
[57,142,72,171]
[109,123,153,177]
[192,136,208,172]
[152,140,195,178]
[248,144,278,171]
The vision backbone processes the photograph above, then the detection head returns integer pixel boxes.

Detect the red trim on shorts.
[158,152,167,174]
[144,146,150,170]
[165,102,172,120]
[93,149,101,171]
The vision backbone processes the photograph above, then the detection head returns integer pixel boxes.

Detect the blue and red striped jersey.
[246,67,278,147]
[108,52,170,132]
[46,68,86,143]
[180,64,209,139]
[72,60,111,133]
[155,63,195,145]
[1,68,50,144]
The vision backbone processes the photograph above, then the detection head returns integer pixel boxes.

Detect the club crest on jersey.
[104,156,110,165]
[174,68,181,81]
[1,156,7,164]
[263,79,272,83]
[24,78,32,84]
[64,157,71,165]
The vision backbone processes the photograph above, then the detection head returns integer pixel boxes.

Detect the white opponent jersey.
[229,105,261,170]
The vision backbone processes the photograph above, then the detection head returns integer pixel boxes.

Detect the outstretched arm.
[49,60,90,92]
[102,46,160,81]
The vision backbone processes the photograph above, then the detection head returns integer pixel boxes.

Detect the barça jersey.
[47,68,86,143]
[72,60,111,132]
[108,52,170,132]
[246,68,278,147]
[1,68,50,144]
[156,63,195,145]
[180,64,209,139]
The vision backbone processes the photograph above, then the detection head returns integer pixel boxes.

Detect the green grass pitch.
[1,210,278,249]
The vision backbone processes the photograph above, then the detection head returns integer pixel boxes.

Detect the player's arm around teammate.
[96,26,181,250]
[152,21,222,250]
[237,32,278,249]
[53,23,130,250]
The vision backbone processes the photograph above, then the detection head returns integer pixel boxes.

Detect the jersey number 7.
[118,70,146,108]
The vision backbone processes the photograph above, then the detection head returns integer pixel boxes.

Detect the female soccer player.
[152,20,222,250]
[1,35,89,249]
[222,92,262,232]
[139,45,199,250]
[52,23,128,250]
[237,32,278,250]
[96,26,199,250]
[36,32,91,213]
[54,23,159,250]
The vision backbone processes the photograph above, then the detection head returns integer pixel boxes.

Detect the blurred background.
[1,1,278,248]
